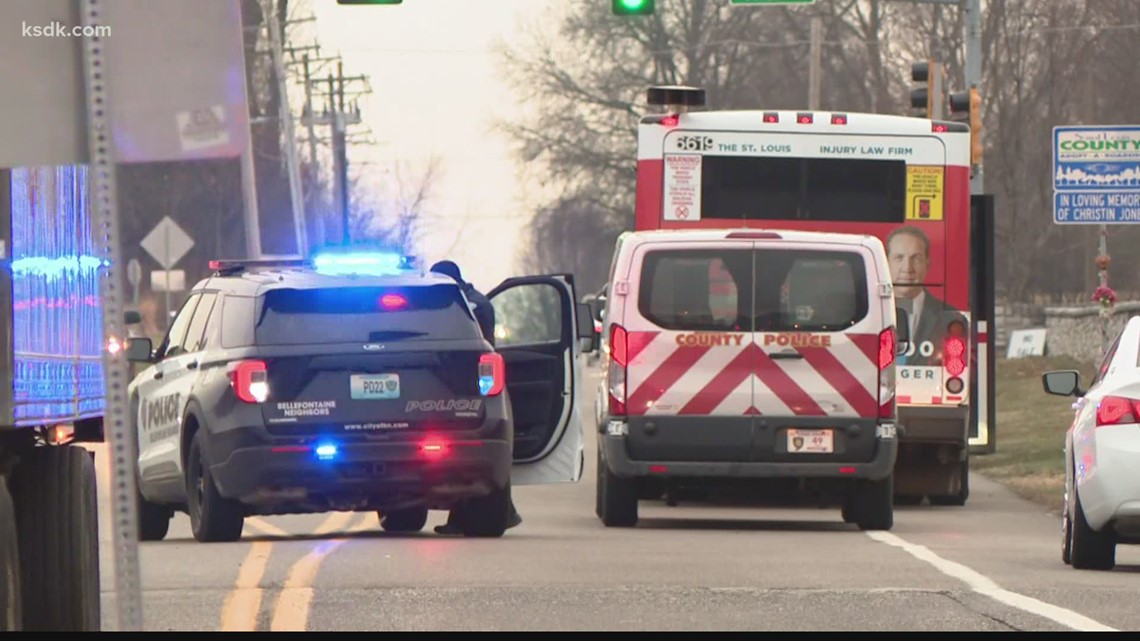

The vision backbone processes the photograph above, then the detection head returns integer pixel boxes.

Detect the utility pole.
[963,0,983,194]
[301,54,319,171]
[262,0,309,257]
[332,61,351,245]
[808,15,822,110]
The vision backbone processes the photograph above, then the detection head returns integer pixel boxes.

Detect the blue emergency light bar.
[310,251,416,277]
[208,251,417,277]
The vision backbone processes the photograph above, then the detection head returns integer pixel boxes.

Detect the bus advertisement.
[631,85,996,506]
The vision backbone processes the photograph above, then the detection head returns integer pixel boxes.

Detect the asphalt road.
[93,370,1140,631]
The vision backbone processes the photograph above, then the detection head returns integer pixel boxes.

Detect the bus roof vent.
[647,85,706,114]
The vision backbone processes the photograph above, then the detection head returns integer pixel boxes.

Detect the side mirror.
[894,307,911,354]
[126,337,154,363]
[124,310,142,325]
[575,302,598,349]
[1043,370,1083,398]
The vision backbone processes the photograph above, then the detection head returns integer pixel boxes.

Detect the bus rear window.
[699,156,907,223]
[255,284,481,345]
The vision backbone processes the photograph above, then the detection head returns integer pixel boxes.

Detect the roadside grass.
[972,355,1097,513]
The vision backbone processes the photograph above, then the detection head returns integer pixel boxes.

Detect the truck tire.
[0,480,21,631]
[11,446,101,631]
[186,431,244,543]
[851,474,894,531]
[929,459,969,506]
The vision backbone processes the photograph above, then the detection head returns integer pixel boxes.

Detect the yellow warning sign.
[906,166,944,221]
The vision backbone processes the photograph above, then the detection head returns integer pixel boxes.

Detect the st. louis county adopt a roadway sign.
[1053,125,1140,224]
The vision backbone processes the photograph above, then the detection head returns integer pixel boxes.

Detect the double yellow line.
[219,511,375,631]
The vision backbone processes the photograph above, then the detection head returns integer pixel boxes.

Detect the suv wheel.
[380,507,429,533]
[186,431,244,543]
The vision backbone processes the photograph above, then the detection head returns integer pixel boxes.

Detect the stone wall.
[1044,301,1140,363]
[994,301,1045,353]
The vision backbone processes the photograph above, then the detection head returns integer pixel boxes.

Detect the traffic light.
[613,0,655,15]
[950,87,983,165]
[949,87,983,164]
[909,60,944,119]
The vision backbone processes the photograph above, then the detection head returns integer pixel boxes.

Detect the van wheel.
[460,484,510,538]
[851,475,894,531]
[186,432,244,543]
[380,507,429,533]
[1069,488,1115,570]
[598,451,638,527]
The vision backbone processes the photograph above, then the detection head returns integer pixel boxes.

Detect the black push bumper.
[601,432,897,481]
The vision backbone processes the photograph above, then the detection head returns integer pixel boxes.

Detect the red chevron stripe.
[678,346,753,415]
[797,346,878,417]
[752,346,826,416]
[628,344,711,415]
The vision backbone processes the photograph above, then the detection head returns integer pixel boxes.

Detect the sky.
[307,0,563,292]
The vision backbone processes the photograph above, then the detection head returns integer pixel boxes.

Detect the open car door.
[488,274,594,485]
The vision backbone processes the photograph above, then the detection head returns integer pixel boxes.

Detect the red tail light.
[1096,396,1140,427]
[660,115,679,128]
[478,353,505,396]
[763,112,779,123]
[420,438,450,460]
[830,114,848,125]
[229,360,269,403]
[797,112,814,124]
[608,324,629,415]
[943,320,968,377]
[878,327,895,370]
[380,293,407,310]
[878,328,896,419]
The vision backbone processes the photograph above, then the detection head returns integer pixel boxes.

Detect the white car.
[1043,315,1140,570]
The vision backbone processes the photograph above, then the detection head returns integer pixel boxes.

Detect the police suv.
[125,252,595,542]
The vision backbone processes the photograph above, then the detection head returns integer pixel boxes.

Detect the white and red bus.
[630,85,996,505]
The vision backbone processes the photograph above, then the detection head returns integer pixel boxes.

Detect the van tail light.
[608,324,629,416]
[878,328,896,419]
[1096,396,1140,427]
[229,360,269,403]
[478,353,506,396]
[944,319,968,377]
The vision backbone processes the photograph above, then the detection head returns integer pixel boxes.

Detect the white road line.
[866,531,1118,632]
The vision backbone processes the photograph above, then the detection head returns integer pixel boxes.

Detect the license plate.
[786,428,833,453]
[350,374,400,400]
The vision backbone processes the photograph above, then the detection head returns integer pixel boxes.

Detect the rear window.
[699,156,907,223]
[638,248,869,332]
[254,284,481,345]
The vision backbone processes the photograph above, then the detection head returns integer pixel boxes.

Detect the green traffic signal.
[612,0,655,15]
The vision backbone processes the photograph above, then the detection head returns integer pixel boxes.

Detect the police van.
[125,251,595,542]
[594,229,909,530]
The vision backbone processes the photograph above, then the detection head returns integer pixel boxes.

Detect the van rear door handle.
[770,351,804,360]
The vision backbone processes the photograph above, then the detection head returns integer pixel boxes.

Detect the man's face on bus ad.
[888,231,928,299]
